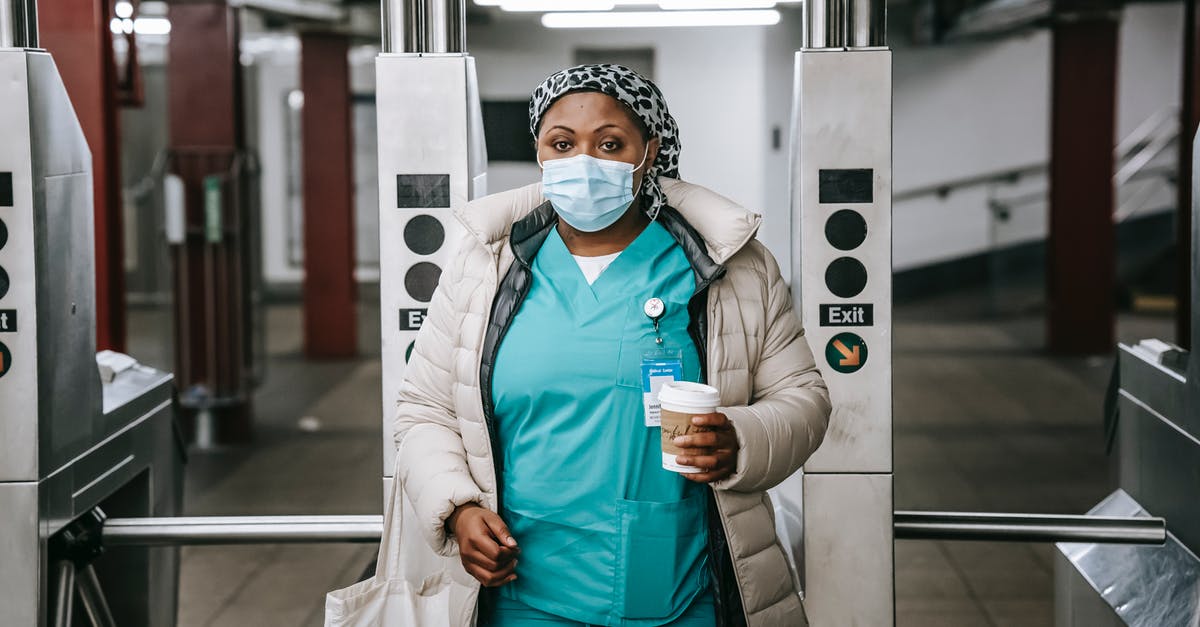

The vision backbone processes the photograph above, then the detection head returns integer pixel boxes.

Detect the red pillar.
[166,1,254,442]
[1047,6,1120,354]
[1178,0,1199,350]
[39,0,127,352]
[300,33,357,358]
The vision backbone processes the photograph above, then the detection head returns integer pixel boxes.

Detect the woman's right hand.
[447,503,520,587]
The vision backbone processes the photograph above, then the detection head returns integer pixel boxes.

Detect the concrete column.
[39,0,126,351]
[1047,2,1120,354]
[300,32,357,359]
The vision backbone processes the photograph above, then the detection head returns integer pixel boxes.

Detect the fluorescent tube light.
[659,0,776,8]
[477,0,691,6]
[542,8,781,27]
[501,0,615,10]
[134,17,172,35]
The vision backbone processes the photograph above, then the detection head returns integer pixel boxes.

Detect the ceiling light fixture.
[542,8,781,27]
[500,0,616,11]
[658,0,776,9]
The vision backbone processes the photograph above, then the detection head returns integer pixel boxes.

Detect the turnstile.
[0,18,182,627]
[376,0,488,494]
[790,0,894,623]
[1053,132,1200,625]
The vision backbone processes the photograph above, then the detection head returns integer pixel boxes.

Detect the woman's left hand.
[672,413,739,483]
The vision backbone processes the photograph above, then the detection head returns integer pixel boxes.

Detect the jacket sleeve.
[392,233,487,557]
[712,243,832,493]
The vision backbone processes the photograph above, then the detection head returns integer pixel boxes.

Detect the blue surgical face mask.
[539,148,649,233]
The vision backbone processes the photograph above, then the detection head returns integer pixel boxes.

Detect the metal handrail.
[100,512,1166,547]
[895,107,1180,204]
[894,511,1165,544]
[102,515,383,546]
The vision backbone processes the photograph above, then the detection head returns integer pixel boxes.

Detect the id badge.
[641,348,683,427]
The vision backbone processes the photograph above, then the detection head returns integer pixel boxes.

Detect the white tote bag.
[325,469,477,626]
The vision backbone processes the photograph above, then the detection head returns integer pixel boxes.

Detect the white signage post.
[376,0,488,493]
[792,0,895,623]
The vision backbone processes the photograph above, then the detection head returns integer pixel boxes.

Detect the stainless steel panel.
[1117,389,1200,554]
[1191,129,1200,389]
[1117,343,1191,439]
[1056,490,1200,627]
[793,49,893,474]
[27,52,89,178]
[0,50,39,482]
[803,473,894,625]
[1054,551,1125,627]
[26,51,102,476]
[376,54,485,479]
[0,482,39,625]
[36,172,101,472]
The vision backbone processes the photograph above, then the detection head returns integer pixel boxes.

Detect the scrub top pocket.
[615,297,695,389]
[613,493,710,620]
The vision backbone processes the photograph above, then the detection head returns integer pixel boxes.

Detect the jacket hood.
[454,177,762,265]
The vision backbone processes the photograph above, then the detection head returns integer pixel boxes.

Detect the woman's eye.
[553,141,572,151]
[601,141,620,151]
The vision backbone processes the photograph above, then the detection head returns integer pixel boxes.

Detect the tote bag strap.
[373,460,409,582]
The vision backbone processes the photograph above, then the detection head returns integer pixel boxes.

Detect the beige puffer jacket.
[393,178,831,625]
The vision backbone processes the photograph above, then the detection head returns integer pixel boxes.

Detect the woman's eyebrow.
[546,124,575,134]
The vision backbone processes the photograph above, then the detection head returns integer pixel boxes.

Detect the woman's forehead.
[540,92,642,133]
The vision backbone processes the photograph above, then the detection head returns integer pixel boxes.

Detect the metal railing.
[103,515,382,546]
[895,107,1181,226]
[894,511,1166,544]
[100,511,1166,547]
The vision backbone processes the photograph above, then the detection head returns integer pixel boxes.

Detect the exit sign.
[820,303,874,327]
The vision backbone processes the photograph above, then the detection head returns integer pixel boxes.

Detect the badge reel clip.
[640,298,683,427]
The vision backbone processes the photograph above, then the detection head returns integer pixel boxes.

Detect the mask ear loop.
[632,141,656,218]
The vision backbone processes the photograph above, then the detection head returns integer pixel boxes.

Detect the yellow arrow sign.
[825,332,868,374]
[832,338,861,367]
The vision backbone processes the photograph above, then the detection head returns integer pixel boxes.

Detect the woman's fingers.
[676,447,736,483]
[682,467,734,483]
[482,510,519,549]
[465,561,518,587]
[673,431,719,448]
[690,412,732,429]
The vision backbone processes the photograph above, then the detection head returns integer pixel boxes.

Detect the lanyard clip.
[644,298,665,345]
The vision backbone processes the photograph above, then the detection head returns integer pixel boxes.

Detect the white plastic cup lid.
[658,381,720,412]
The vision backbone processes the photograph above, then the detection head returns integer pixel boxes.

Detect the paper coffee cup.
[658,381,720,473]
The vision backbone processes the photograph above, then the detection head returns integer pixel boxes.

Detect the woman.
[393,64,831,626]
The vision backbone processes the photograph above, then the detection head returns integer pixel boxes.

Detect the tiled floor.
[130,285,1173,626]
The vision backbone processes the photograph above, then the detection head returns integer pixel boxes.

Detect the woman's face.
[536,92,661,193]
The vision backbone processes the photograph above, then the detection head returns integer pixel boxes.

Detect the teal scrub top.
[492,221,711,626]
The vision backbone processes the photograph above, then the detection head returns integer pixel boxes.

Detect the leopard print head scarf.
[529,64,681,221]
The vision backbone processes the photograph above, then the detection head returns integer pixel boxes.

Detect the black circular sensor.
[404,215,445,256]
[825,209,867,251]
[0,218,8,250]
[825,257,867,298]
[0,265,8,300]
[404,262,442,303]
